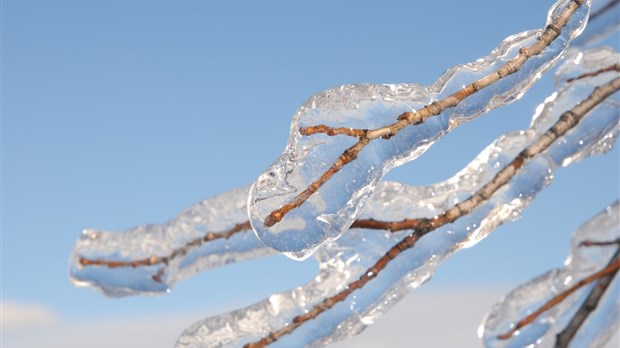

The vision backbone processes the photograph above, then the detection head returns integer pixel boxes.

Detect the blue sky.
[2,0,619,346]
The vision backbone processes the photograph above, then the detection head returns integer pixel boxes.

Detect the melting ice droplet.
[248,0,590,260]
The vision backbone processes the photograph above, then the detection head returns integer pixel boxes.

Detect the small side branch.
[265,0,585,227]
[580,238,620,247]
[299,125,368,138]
[589,0,619,21]
[566,63,620,83]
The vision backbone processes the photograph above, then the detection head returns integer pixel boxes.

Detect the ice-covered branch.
[70,59,618,299]
[174,48,619,347]
[496,244,619,341]
[481,203,620,348]
[555,244,619,348]
[571,0,619,49]
[352,63,620,233]
[249,0,590,259]
[69,186,270,297]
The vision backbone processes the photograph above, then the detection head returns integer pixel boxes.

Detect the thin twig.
[353,70,620,233]
[80,66,619,282]
[496,246,620,341]
[579,238,620,247]
[78,221,251,269]
[244,71,620,348]
[554,247,620,347]
[264,0,585,227]
[589,0,619,21]
[566,63,620,83]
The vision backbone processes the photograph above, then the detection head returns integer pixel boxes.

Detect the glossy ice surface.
[248,0,590,259]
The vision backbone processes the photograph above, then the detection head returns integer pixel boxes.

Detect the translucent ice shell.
[248,0,590,259]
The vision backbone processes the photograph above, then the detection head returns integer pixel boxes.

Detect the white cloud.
[2,300,57,332]
[3,288,619,348]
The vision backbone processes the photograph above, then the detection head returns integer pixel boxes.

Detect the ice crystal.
[248,0,591,260]
[480,202,619,348]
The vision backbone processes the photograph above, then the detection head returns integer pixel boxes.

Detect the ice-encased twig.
[174,48,619,347]
[570,0,619,50]
[249,0,591,260]
[69,49,619,299]
[69,186,273,297]
[480,202,620,348]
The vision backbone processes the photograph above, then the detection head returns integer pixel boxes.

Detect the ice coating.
[480,202,619,348]
[248,0,591,260]
[175,48,619,347]
[570,0,619,50]
[69,186,273,297]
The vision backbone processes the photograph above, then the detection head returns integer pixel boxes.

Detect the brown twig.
[496,246,620,341]
[80,66,619,283]
[244,69,620,348]
[299,125,367,138]
[353,71,620,233]
[579,238,620,247]
[554,245,620,347]
[264,0,585,227]
[589,0,619,21]
[78,221,251,269]
[566,63,620,83]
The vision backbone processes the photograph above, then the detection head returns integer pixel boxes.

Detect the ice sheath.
[173,46,619,347]
[69,46,619,346]
[247,0,591,260]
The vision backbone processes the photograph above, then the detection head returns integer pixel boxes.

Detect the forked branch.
[264,0,585,227]
[78,66,619,291]
[244,71,620,348]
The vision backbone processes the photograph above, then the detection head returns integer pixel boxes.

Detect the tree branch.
[244,70,620,348]
[77,67,619,290]
[77,221,251,270]
[555,245,620,348]
[495,241,620,342]
[264,0,585,228]
[589,0,619,21]
[353,68,620,233]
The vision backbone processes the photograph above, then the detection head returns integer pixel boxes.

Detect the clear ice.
[67,1,620,346]
[69,186,273,297]
[174,48,619,347]
[480,202,619,348]
[248,0,591,260]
